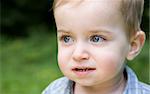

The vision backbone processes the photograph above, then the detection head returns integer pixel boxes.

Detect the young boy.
[43,0,150,94]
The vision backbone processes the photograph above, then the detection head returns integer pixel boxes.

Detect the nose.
[72,43,89,62]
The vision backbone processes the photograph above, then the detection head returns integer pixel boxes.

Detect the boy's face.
[55,0,130,86]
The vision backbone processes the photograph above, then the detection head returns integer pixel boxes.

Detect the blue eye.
[63,36,74,44]
[90,35,105,43]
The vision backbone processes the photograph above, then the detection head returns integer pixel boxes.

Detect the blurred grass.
[1,31,62,94]
[0,31,149,94]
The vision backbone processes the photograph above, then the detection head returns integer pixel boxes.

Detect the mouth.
[72,68,96,72]
[72,67,96,77]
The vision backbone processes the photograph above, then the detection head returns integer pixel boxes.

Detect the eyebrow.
[85,29,114,36]
[57,28,113,35]
[57,29,72,34]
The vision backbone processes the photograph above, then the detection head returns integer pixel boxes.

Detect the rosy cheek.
[96,52,123,74]
[58,56,67,75]
[58,52,65,66]
[58,49,71,70]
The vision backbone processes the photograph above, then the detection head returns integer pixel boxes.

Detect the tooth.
[79,69,83,72]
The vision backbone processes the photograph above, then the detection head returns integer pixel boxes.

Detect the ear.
[126,31,145,60]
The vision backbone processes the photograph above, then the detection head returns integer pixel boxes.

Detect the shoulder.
[48,77,70,88]
[42,77,71,94]
[124,66,150,94]
[138,81,150,93]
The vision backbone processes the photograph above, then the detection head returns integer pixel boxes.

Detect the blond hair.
[121,0,144,35]
[52,0,144,35]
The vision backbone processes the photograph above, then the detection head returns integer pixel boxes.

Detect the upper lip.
[72,66,96,70]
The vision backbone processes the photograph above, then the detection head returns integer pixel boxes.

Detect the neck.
[74,73,126,94]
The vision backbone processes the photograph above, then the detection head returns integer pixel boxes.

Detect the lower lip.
[72,69,96,77]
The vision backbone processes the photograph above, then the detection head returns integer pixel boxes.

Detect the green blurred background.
[0,0,149,94]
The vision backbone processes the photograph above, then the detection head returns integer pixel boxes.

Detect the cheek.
[105,53,123,68]
[58,49,66,67]
[58,52,67,75]
[94,50,125,75]
[57,47,72,71]
[96,41,129,69]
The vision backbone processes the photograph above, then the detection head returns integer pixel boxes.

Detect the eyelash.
[59,35,74,45]
[89,35,106,43]
[59,35,71,41]
[58,34,106,45]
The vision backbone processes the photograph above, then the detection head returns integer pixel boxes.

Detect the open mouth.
[72,67,96,76]
[72,68,96,72]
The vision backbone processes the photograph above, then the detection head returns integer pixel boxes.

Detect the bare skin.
[54,0,145,94]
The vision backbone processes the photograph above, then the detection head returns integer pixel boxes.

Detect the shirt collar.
[123,66,141,94]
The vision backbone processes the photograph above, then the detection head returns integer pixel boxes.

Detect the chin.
[75,79,97,87]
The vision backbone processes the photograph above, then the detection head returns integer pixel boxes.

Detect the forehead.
[54,0,126,34]
[54,0,122,9]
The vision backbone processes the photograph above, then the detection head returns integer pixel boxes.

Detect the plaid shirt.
[42,66,150,94]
